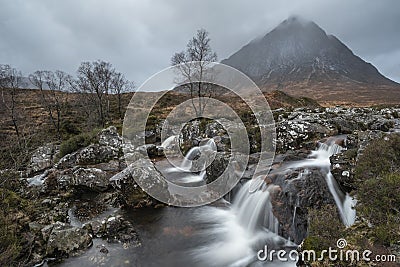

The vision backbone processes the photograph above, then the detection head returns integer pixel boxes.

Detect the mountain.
[222,16,400,105]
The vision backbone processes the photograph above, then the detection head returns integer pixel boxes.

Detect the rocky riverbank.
[1,106,399,266]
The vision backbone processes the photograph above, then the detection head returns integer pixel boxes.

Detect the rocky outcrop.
[56,126,122,170]
[275,107,399,152]
[110,158,170,207]
[271,168,335,244]
[9,107,400,266]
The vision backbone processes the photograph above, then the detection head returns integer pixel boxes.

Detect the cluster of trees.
[0,61,134,169]
[1,61,134,139]
[0,28,217,168]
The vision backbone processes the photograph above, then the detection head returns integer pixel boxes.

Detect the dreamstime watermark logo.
[257,238,397,263]
[122,62,276,207]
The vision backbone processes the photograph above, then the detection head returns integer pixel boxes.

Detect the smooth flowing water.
[59,185,295,267]
[158,138,217,185]
[289,141,356,226]
[59,139,354,267]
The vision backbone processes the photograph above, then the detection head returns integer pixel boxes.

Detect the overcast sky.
[0,0,399,85]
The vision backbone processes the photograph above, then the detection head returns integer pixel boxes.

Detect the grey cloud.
[0,0,399,84]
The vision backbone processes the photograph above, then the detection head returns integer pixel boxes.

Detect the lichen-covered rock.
[98,126,122,150]
[76,144,119,165]
[56,144,119,169]
[276,120,334,151]
[86,215,140,246]
[110,159,170,207]
[205,152,230,184]
[330,150,357,191]
[71,167,110,192]
[29,143,59,174]
[44,222,92,258]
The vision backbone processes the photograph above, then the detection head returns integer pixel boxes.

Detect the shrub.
[0,188,27,265]
[60,120,81,136]
[302,205,346,254]
[354,134,400,246]
[357,173,400,245]
[355,134,400,181]
[59,129,100,157]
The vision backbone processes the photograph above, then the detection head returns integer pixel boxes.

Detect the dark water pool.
[57,205,296,267]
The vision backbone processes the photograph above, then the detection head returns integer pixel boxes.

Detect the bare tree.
[171,29,217,116]
[29,70,60,138]
[43,70,72,139]
[111,72,135,120]
[1,64,24,143]
[75,60,115,126]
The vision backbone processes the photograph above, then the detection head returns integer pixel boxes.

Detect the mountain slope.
[222,16,400,105]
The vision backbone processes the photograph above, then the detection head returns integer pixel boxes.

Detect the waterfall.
[233,182,279,234]
[165,138,216,183]
[180,146,201,171]
[193,180,291,267]
[326,172,356,226]
[161,135,178,149]
[290,140,356,227]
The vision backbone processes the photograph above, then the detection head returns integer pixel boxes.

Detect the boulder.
[205,152,230,184]
[29,143,59,174]
[110,159,170,207]
[87,215,140,246]
[76,144,119,165]
[44,222,92,258]
[136,144,164,157]
[98,126,122,149]
[271,168,335,244]
[71,167,110,192]
[56,144,119,169]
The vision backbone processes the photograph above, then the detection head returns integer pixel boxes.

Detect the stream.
[58,139,355,267]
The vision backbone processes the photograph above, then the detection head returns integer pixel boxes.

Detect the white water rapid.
[193,181,295,267]
[163,138,217,183]
[290,141,356,226]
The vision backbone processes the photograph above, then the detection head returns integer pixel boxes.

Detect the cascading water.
[290,140,356,226]
[180,146,201,172]
[162,138,217,184]
[192,139,355,266]
[193,181,294,267]
[233,182,279,234]
[161,135,178,149]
